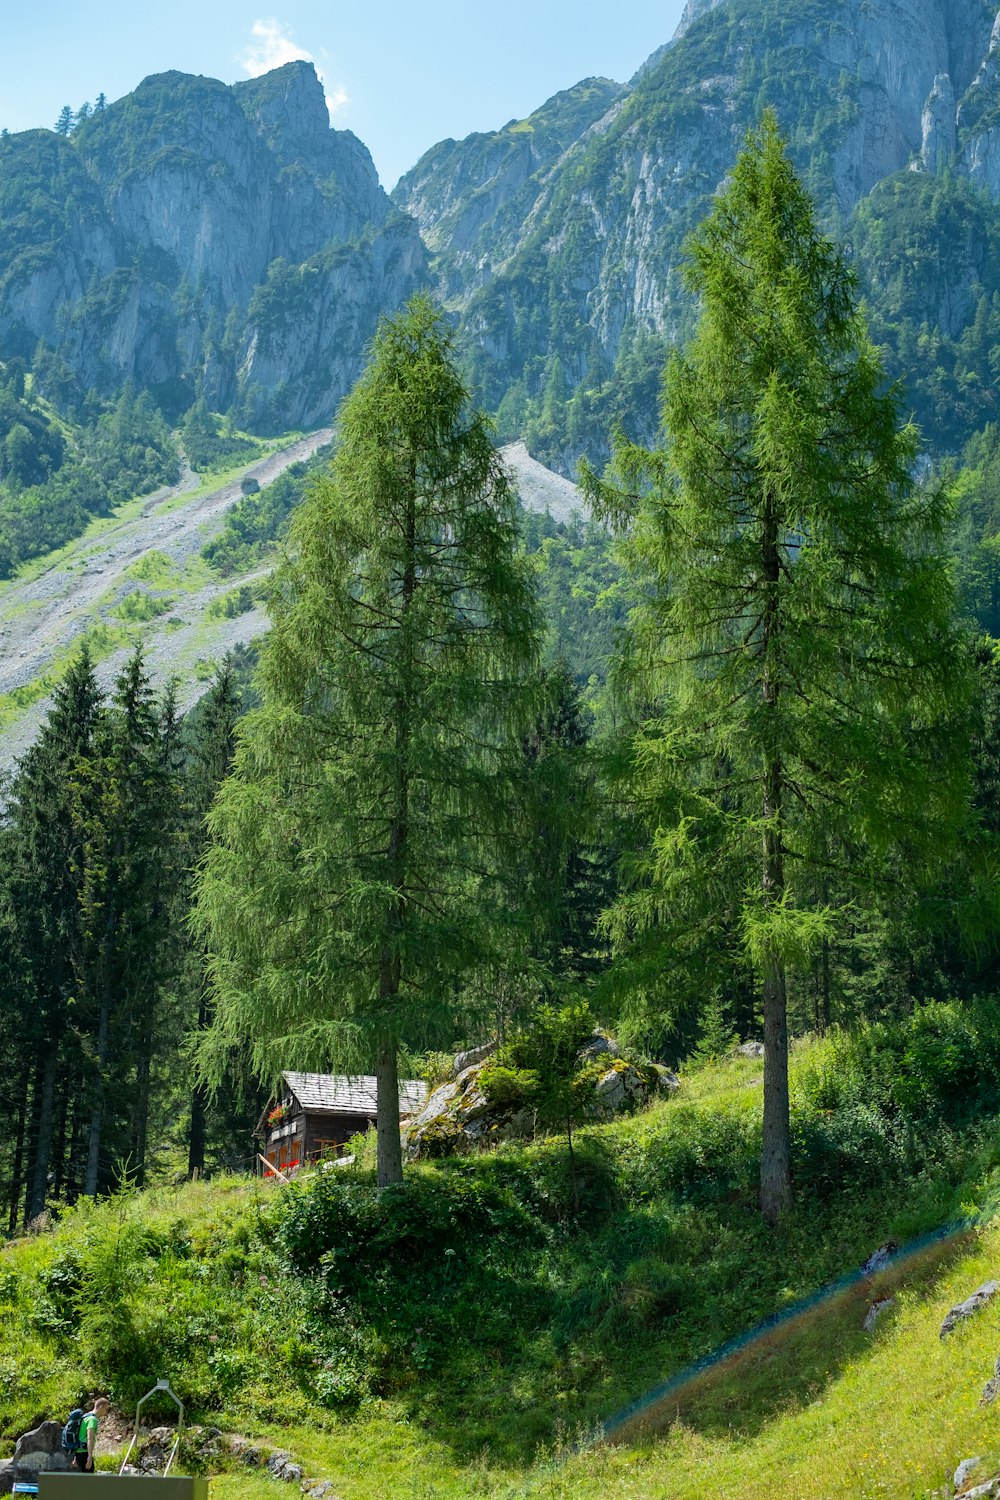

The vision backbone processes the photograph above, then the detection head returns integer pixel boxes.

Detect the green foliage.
[0,380,180,577]
[181,400,260,473]
[589,115,973,1217]
[3,1032,1000,1472]
[202,452,329,576]
[197,296,543,1183]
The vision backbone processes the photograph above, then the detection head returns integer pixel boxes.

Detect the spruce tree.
[589,115,971,1222]
[4,649,103,1219]
[179,660,244,1179]
[72,651,178,1194]
[197,296,542,1186]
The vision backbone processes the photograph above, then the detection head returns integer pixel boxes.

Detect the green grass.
[4,1017,1000,1498]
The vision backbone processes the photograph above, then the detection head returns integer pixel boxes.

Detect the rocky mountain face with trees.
[6,0,1000,467]
[394,0,1000,466]
[0,61,427,432]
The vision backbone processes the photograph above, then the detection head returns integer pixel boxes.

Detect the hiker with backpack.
[62,1397,109,1473]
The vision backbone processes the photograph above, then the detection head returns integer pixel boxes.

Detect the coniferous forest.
[5,17,1000,1500]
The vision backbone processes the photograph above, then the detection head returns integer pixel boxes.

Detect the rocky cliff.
[396,0,1000,464]
[0,61,427,431]
[4,3,1000,463]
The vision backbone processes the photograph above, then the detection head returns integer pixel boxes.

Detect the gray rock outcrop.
[863,1296,896,1331]
[921,74,957,171]
[13,1421,72,1474]
[981,1354,1000,1405]
[407,1031,673,1159]
[860,1240,900,1276]
[940,1281,999,1337]
[453,1041,497,1075]
[956,1458,987,1492]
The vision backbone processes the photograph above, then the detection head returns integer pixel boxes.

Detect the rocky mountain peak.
[233,60,331,164]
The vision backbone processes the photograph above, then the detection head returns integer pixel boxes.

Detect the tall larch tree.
[588,113,971,1223]
[197,295,542,1187]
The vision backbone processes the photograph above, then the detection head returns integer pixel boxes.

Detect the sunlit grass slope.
[2,1008,1000,1499]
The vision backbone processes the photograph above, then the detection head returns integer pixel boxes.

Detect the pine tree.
[197,295,542,1187]
[54,106,74,137]
[589,114,971,1222]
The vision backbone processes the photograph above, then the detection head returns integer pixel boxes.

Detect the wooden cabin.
[258,1071,428,1174]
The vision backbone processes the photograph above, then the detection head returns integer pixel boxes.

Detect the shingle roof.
[283,1071,427,1118]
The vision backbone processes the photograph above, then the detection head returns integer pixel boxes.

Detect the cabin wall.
[303,1113,373,1155]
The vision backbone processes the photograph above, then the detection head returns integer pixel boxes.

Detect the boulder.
[407,1033,665,1159]
[955,1458,986,1492]
[0,1461,14,1496]
[940,1281,999,1338]
[980,1354,1000,1406]
[13,1420,72,1473]
[956,1481,1000,1499]
[453,1041,496,1075]
[738,1040,765,1058]
[863,1296,895,1332]
[266,1451,304,1484]
[577,1029,620,1064]
[860,1240,900,1277]
[593,1062,650,1118]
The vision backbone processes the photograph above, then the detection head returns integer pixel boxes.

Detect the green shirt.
[78,1413,99,1452]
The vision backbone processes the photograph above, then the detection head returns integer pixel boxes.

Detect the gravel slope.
[0,433,580,767]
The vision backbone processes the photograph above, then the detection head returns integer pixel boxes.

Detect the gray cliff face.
[401,0,1000,456]
[392,79,622,296]
[0,62,427,430]
[922,73,958,169]
[959,9,1000,195]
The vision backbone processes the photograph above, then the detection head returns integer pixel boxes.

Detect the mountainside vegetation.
[8,10,1000,1495]
[2,1024,1000,1495]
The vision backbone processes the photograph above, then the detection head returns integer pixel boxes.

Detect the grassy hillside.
[3,1006,1000,1497]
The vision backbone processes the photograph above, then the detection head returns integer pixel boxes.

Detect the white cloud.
[240,19,350,119]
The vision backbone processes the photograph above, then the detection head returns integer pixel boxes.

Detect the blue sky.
[1,2,686,188]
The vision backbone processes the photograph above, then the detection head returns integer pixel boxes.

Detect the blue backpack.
[60,1409,83,1452]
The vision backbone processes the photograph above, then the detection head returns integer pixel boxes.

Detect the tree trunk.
[188,988,211,1179]
[51,1069,69,1201]
[375,1038,402,1188]
[372,480,415,1193]
[84,989,111,1198]
[760,948,790,1223]
[820,934,832,1033]
[21,1055,43,1229]
[132,1044,151,1186]
[759,492,791,1226]
[27,1047,58,1222]
[7,1062,30,1234]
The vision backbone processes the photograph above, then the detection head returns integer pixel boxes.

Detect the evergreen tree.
[198,295,542,1186]
[588,114,971,1222]
[71,651,178,1194]
[4,650,103,1221]
[54,106,74,137]
[178,661,244,1179]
